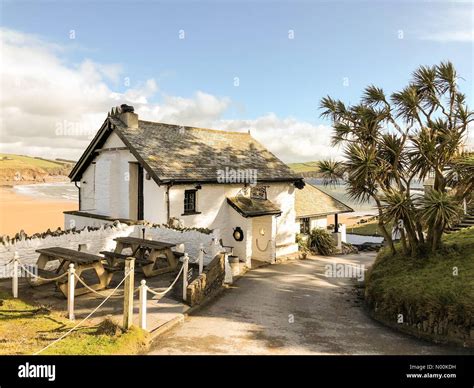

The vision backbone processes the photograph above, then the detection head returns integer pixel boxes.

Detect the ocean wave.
[14,183,78,202]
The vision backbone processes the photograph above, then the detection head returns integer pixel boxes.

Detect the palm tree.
[318,61,473,256]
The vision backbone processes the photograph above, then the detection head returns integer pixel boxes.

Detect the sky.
[0,0,473,162]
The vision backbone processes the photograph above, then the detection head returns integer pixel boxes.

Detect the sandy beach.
[0,187,77,237]
[331,212,377,228]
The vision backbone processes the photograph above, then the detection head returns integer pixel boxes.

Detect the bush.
[296,233,308,250]
[308,228,336,255]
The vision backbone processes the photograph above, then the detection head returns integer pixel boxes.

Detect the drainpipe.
[165,183,173,224]
[74,181,81,211]
[274,213,281,262]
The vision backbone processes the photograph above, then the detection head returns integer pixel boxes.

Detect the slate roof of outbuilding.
[295,183,354,218]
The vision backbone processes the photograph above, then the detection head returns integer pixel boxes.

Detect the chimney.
[109,104,138,129]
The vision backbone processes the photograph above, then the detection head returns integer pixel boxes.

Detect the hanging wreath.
[233,227,244,241]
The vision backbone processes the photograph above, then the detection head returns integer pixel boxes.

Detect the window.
[300,218,310,234]
[183,190,197,214]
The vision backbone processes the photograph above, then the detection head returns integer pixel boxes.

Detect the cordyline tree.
[318,61,473,256]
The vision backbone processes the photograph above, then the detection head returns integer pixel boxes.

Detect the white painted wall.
[166,183,299,262]
[79,132,137,219]
[143,180,167,224]
[1,223,221,268]
[267,183,299,256]
[227,206,253,266]
[310,216,328,230]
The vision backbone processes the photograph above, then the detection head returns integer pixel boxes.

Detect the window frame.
[300,217,310,234]
[182,189,199,215]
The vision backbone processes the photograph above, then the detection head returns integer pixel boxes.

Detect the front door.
[251,215,275,262]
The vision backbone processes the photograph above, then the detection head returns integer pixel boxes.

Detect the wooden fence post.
[198,244,204,275]
[139,279,147,330]
[12,252,19,298]
[68,264,75,321]
[123,257,135,330]
[182,253,189,302]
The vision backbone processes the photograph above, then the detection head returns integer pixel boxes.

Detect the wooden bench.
[33,247,114,297]
[113,237,178,277]
[100,251,154,267]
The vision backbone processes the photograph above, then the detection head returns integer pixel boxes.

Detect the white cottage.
[65,105,306,267]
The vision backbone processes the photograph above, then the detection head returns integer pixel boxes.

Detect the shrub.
[308,228,336,255]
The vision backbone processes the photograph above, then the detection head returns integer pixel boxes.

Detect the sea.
[13,182,78,202]
[11,180,385,244]
[12,179,379,214]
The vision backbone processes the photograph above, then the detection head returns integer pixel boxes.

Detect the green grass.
[365,227,474,333]
[0,292,149,355]
[349,219,394,236]
[287,161,321,174]
[0,154,70,170]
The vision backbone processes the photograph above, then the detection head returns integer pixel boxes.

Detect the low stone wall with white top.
[0,222,222,268]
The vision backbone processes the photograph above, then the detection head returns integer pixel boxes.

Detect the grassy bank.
[0,292,149,355]
[365,227,474,346]
[0,153,73,183]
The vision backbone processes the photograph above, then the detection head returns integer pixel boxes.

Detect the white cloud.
[417,4,473,42]
[218,114,338,163]
[0,28,335,163]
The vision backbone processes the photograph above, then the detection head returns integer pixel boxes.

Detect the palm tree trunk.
[404,219,419,256]
[400,229,409,256]
[373,196,396,255]
[416,221,425,244]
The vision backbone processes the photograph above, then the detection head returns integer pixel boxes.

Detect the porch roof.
[227,196,282,218]
[295,183,353,218]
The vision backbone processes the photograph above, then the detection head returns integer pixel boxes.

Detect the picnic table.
[31,247,114,297]
[106,236,178,277]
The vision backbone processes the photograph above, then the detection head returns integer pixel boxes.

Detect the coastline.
[0,186,77,236]
[0,179,376,237]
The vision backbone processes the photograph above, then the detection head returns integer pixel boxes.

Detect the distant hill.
[0,154,75,184]
[287,161,322,178]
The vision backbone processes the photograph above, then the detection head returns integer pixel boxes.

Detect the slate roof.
[295,183,353,218]
[227,196,282,218]
[70,115,303,184]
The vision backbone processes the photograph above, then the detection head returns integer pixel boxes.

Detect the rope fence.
[136,253,190,330]
[5,250,195,336]
[73,273,126,299]
[34,270,132,355]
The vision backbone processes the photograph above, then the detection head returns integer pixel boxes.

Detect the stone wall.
[0,223,222,268]
[186,253,226,307]
[367,308,473,348]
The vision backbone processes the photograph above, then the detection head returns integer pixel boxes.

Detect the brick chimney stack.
[109,104,138,129]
